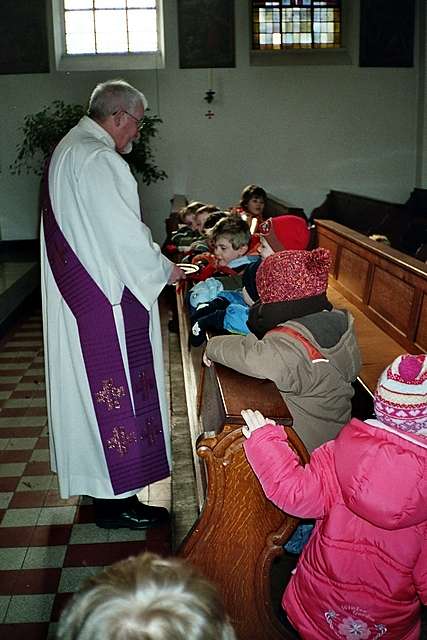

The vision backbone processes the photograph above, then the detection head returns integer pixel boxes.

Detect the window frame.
[51,0,165,72]
[249,0,354,66]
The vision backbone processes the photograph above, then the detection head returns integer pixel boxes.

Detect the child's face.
[183,212,195,228]
[247,196,265,218]
[258,236,275,261]
[194,212,210,233]
[214,236,247,266]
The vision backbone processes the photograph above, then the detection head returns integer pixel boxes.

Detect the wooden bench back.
[316,220,427,355]
[175,282,309,640]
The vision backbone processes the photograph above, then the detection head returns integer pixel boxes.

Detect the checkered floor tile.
[0,308,172,637]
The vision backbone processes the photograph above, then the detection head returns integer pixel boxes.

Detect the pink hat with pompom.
[374,354,427,437]
[256,248,331,303]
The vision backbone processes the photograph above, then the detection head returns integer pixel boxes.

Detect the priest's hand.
[168,265,186,285]
[241,409,275,439]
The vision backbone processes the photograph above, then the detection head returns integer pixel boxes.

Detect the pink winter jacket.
[244,418,427,640]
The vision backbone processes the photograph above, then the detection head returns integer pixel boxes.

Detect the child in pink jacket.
[242,353,427,640]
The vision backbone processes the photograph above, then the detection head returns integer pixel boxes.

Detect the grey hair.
[87,79,148,121]
[56,553,236,640]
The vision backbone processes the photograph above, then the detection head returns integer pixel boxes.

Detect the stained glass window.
[252,0,341,50]
[63,0,158,55]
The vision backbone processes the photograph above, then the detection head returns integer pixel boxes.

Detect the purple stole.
[41,173,169,495]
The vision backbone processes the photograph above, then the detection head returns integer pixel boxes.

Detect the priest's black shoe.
[93,495,169,530]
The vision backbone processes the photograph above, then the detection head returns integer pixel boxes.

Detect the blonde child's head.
[210,215,251,266]
[56,552,236,640]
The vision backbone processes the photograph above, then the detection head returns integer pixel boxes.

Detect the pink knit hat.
[258,215,310,251]
[256,248,332,303]
[374,354,427,437]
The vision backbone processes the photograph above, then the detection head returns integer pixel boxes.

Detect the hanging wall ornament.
[204,68,215,117]
[204,89,215,104]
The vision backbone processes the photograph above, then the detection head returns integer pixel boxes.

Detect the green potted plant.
[10,99,167,185]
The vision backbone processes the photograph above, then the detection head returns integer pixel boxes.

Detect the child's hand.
[202,351,212,367]
[241,409,275,439]
[168,264,186,284]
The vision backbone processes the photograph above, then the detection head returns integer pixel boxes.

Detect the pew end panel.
[175,281,310,640]
[179,411,309,640]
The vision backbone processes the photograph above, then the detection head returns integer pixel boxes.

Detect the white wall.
[0,1,423,243]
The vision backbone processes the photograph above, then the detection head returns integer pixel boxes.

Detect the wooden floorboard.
[328,283,405,393]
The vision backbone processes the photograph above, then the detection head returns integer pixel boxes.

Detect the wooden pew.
[311,188,427,258]
[175,282,309,640]
[264,192,306,220]
[171,194,427,639]
[316,219,427,392]
[165,193,188,237]
[263,190,426,391]
[328,285,404,394]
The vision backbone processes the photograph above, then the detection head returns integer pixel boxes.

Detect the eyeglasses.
[114,110,144,130]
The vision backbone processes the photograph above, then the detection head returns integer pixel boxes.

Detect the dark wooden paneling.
[369,268,414,335]
[318,236,338,274]
[0,0,49,75]
[326,284,405,393]
[337,248,370,303]
[265,193,306,220]
[359,0,415,68]
[316,219,427,356]
[177,0,235,68]
[311,188,427,258]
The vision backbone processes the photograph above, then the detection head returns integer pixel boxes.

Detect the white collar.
[79,115,116,150]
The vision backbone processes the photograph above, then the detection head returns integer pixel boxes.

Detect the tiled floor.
[2,287,427,638]
[0,304,181,639]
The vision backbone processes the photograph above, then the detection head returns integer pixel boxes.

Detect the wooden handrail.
[315,218,427,393]
[316,219,427,275]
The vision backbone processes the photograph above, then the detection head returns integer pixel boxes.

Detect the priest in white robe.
[40,80,185,529]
